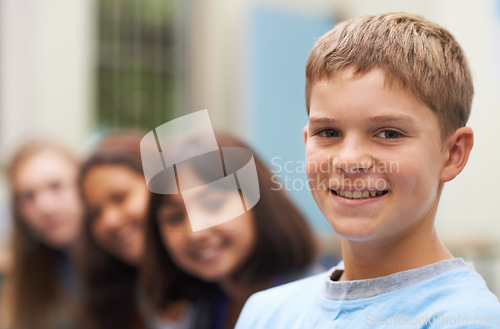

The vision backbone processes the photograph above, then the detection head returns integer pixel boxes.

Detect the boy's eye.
[376,130,401,139]
[318,129,341,138]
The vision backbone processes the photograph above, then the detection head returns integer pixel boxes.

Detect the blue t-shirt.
[235,258,500,329]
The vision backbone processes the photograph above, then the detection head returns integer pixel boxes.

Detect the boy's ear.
[302,126,308,145]
[440,127,474,183]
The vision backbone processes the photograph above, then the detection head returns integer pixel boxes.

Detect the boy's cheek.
[304,149,318,176]
[305,155,331,191]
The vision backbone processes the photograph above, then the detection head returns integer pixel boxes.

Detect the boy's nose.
[333,135,374,174]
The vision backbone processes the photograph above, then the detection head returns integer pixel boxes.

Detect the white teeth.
[333,189,387,199]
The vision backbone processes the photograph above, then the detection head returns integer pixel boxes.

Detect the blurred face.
[305,68,447,245]
[13,150,84,249]
[157,192,256,282]
[82,165,149,265]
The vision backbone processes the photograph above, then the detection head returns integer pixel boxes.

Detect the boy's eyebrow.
[368,114,416,124]
[308,114,416,125]
[307,117,338,125]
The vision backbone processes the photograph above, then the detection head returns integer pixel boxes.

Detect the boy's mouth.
[330,189,389,199]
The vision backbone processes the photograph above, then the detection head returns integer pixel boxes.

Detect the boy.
[235,12,500,328]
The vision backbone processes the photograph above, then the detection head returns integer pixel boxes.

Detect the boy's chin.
[326,218,383,243]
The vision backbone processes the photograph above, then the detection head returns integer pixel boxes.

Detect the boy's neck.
[339,227,453,281]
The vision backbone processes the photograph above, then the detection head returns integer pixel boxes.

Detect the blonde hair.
[305,12,473,138]
[1,140,79,329]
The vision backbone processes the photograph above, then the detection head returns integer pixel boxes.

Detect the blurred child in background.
[140,132,320,329]
[0,141,84,329]
[78,131,151,329]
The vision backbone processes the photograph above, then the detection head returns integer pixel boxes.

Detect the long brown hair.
[1,141,80,329]
[140,132,318,317]
[78,131,147,329]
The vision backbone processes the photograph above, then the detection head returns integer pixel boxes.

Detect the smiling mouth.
[115,226,139,247]
[330,189,389,199]
[197,247,222,261]
[193,241,229,262]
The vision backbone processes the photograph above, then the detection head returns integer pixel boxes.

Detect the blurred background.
[0,0,499,295]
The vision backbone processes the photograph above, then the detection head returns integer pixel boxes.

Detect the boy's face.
[304,68,447,243]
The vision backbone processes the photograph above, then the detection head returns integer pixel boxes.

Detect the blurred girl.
[0,141,84,329]
[141,132,319,329]
[78,131,150,329]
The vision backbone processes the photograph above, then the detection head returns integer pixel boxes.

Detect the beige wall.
[0,0,94,245]
[0,0,94,158]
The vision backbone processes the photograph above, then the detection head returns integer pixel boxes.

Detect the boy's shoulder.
[395,262,500,324]
[236,259,500,329]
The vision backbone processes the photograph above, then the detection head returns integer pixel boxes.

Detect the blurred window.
[96,0,185,130]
